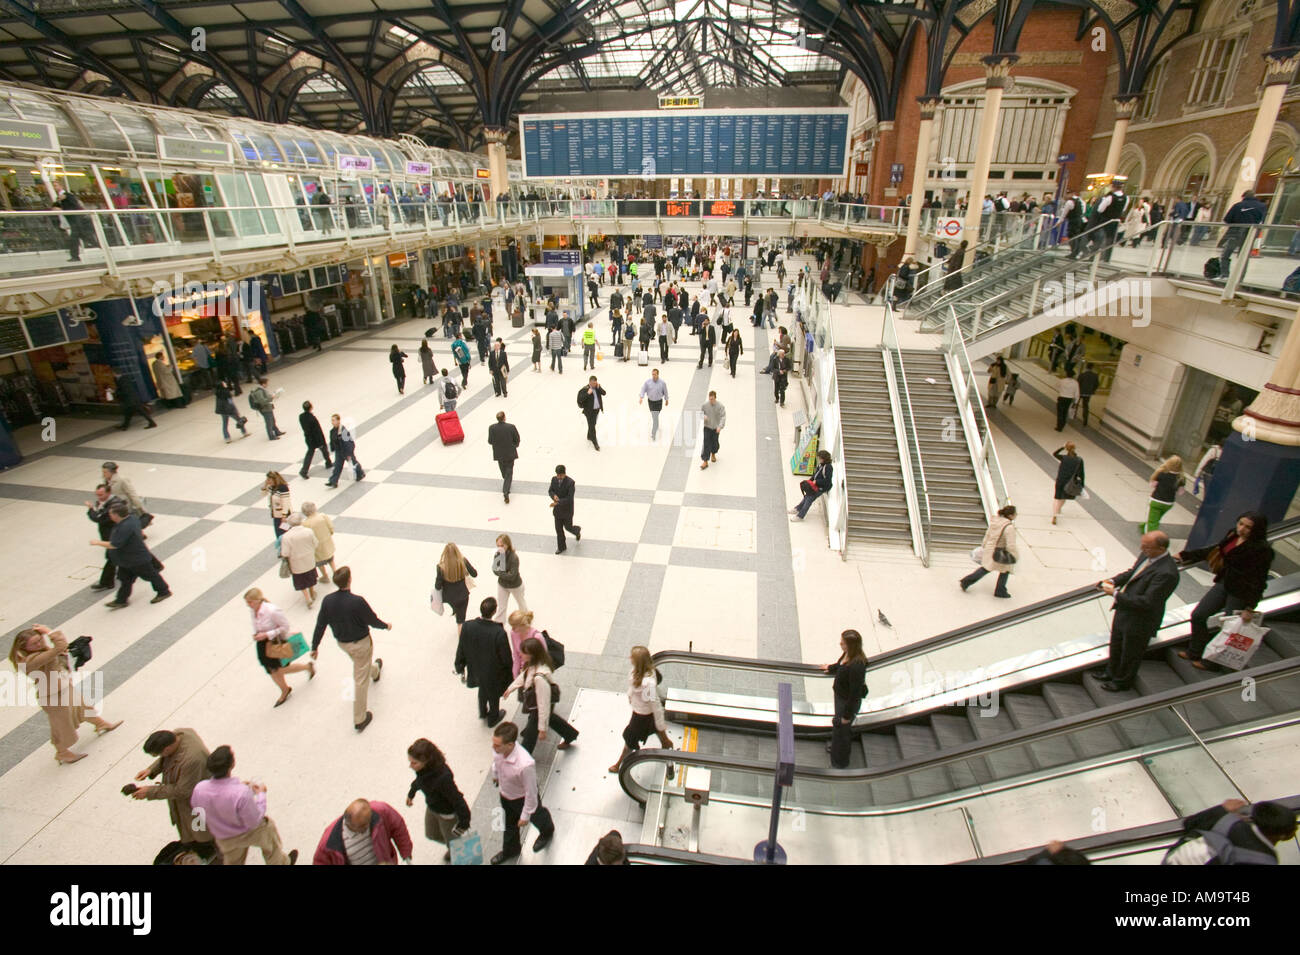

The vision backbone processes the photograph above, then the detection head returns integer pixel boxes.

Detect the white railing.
[944,305,1010,516]
[881,299,932,566]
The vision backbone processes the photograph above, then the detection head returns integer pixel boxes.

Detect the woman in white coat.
[280,512,320,608]
[959,505,1019,599]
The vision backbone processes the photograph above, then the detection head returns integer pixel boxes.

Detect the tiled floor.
[0,254,1211,864]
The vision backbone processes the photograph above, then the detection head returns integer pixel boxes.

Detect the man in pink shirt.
[190,745,298,865]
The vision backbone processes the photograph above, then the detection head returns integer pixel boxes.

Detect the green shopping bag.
[278,632,310,666]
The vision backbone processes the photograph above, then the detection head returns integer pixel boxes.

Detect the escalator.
[617,520,1300,863]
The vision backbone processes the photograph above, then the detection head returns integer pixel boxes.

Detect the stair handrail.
[944,305,1010,512]
[882,299,932,565]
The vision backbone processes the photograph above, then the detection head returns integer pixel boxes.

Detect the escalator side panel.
[861,732,913,805]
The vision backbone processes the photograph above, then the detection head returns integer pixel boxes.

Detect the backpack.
[443,379,459,400]
[1162,812,1277,866]
[248,388,270,412]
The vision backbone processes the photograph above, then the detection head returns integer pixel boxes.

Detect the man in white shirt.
[1055,371,1080,432]
[490,721,554,864]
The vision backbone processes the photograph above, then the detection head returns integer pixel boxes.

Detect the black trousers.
[492,371,508,396]
[698,342,713,366]
[1078,395,1092,426]
[774,377,788,404]
[830,705,859,769]
[554,512,580,551]
[521,709,578,753]
[302,443,333,474]
[1055,397,1072,430]
[498,460,514,497]
[1188,581,1249,659]
[477,684,504,724]
[500,793,554,858]
[120,406,156,429]
[98,555,117,589]
[583,409,600,446]
[1104,617,1158,687]
[961,566,1010,596]
[114,561,168,603]
[659,336,669,362]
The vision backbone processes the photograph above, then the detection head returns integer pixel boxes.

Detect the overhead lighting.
[262,33,292,55]
[385,23,418,48]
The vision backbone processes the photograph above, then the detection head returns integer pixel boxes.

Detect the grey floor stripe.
[0,516,226,774]
[385,470,657,504]
[0,483,212,518]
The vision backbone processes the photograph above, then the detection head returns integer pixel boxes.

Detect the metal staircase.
[897,349,988,548]
[834,347,913,547]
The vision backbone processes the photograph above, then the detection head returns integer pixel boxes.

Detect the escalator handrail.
[620,654,1300,804]
[622,844,759,865]
[958,794,1300,865]
[651,516,1300,684]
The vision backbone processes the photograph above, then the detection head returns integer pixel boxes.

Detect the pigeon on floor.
[877,610,892,628]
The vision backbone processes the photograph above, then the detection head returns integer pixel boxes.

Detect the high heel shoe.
[55,752,88,765]
[308,662,317,680]
[274,689,293,708]
[94,720,122,736]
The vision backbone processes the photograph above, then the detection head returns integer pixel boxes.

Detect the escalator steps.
[930,714,991,788]
[1134,661,1219,732]
[1039,683,1126,758]
[964,706,1036,780]
[893,724,953,798]
[1001,694,1078,768]
[1264,622,1300,659]
[860,732,913,805]
[1082,671,1179,747]
[1165,646,1280,725]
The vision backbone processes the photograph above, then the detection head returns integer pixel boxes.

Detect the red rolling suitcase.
[436,410,464,445]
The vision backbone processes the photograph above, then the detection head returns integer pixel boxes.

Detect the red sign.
[665,201,693,216]
[855,162,869,177]
[706,201,737,217]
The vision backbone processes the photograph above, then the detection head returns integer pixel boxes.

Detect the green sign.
[0,119,58,153]
[157,136,233,164]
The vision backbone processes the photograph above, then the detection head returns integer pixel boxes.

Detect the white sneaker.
[789,515,802,522]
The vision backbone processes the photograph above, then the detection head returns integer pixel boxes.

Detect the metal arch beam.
[0,0,149,98]
[128,38,160,104]
[274,0,381,130]
[23,46,53,87]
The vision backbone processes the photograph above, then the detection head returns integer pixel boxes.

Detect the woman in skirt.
[244,587,313,708]
[406,738,471,863]
[608,645,673,773]
[279,512,321,608]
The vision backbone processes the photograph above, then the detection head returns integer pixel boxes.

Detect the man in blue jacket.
[1218,189,1267,276]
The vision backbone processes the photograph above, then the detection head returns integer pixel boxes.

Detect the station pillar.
[963,56,1016,243]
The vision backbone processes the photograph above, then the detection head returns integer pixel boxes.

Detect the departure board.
[520,108,850,179]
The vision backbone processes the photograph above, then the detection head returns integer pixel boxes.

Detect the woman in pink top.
[506,609,539,678]
[245,587,314,708]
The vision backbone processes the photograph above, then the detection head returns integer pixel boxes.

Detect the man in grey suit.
[1091,531,1181,691]
[488,411,520,504]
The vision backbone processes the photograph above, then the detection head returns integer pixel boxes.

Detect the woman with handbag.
[243,587,314,708]
[406,738,471,863]
[506,610,540,679]
[960,504,1019,598]
[7,625,122,764]
[503,636,578,754]
[214,379,249,443]
[1143,456,1185,533]
[821,630,868,769]
[491,534,527,622]
[261,471,291,540]
[435,542,477,636]
[1051,443,1085,524]
[1177,511,1274,670]
[280,513,320,608]
[608,645,674,773]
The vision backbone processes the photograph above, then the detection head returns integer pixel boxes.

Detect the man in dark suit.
[548,464,581,554]
[577,377,606,451]
[454,598,512,725]
[1091,532,1180,691]
[298,400,332,479]
[488,338,510,397]
[488,411,520,503]
[697,317,716,368]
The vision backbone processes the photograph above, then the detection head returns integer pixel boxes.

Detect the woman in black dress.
[390,344,408,394]
[530,327,543,372]
[822,629,868,769]
[435,542,477,636]
[1051,442,1084,525]
[1178,511,1273,669]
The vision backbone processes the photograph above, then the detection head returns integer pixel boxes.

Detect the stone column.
[905,98,941,256]
[1233,50,1300,200]
[963,56,1016,242]
[483,127,510,209]
[1102,96,1140,177]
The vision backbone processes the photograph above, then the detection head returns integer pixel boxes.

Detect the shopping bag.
[969,546,983,564]
[430,587,445,616]
[449,829,484,865]
[1201,615,1269,670]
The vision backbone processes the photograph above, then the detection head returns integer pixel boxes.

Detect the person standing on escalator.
[1091,531,1180,692]
[1177,511,1273,670]
[821,630,868,769]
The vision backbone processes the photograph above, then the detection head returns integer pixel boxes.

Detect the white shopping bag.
[1201,615,1269,671]
[430,587,446,616]
[969,546,983,564]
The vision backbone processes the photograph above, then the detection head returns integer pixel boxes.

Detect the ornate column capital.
[917,96,942,122]
[483,127,509,145]
[877,120,895,133]
[982,54,1018,89]
[1113,95,1141,118]
[1262,48,1300,86]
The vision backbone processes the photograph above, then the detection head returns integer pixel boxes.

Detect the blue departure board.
[519,108,851,179]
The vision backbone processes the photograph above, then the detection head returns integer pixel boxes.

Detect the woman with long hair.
[503,636,578,754]
[9,625,121,763]
[491,534,527,622]
[261,470,291,539]
[1178,511,1274,670]
[1051,443,1085,525]
[406,738,470,862]
[506,609,539,678]
[434,542,477,634]
[726,327,744,378]
[418,339,436,385]
[1144,456,1185,533]
[608,646,673,773]
[389,344,409,394]
[821,630,868,768]
[244,587,314,707]
[960,504,1018,599]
